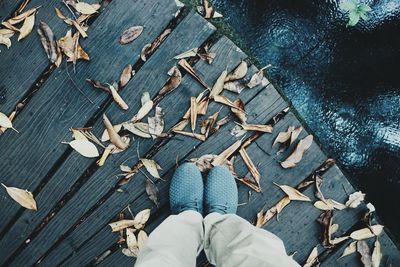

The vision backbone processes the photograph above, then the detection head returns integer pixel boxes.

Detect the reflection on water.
[214,0,400,237]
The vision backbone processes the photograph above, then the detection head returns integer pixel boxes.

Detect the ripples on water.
[214,0,400,237]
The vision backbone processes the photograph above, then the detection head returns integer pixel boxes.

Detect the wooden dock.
[0,0,399,266]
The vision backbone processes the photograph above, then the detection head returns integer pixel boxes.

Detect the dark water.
[214,0,400,238]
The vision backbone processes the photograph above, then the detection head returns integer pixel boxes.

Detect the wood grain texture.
[0,0,23,21]
[0,0,181,264]
[6,11,216,267]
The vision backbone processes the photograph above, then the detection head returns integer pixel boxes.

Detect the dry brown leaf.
[178,59,209,89]
[103,114,128,150]
[0,35,12,49]
[124,228,139,257]
[213,95,242,110]
[241,123,273,133]
[68,139,99,158]
[197,45,216,64]
[274,183,311,201]
[223,80,247,94]
[109,219,136,232]
[290,126,303,144]
[137,230,148,250]
[255,197,290,227]
[210,69,228,98]
[304,246,319,267]
[230,98,247,123]
[141,159,161,179]
[371,239,382,267]
[148,106,164,139]
[109,84,129,110]
[350,225,384,240]
[119,64,133,88]
[159,66,182,96]
[119,26,143,44]
[133,209,151,229]
[174,47,198,59]
[318,210,334,247]
[339,241,357,259]
[212,140,242,166]
[1,183,37,210]
[190,97,197,131]
[123,122,152,138]
[239,147,261,189]
[86,79,111,93]
[131,92,153,122]
[345,191,365,208]
[100,123,122,142]
[172,119,188,132]
[75,2,100,15]
[18,13,35,41]
[145,179,159,206]
[172,130,206,141]
[281,135,313,168]
[247,67,270,88]
[37,21,58,64]
[7,6,40,25]
[0,112,17,132]
[314,199,346,211]
[225,60,248,82]
[357,240,372,267]
[272,126,295,147]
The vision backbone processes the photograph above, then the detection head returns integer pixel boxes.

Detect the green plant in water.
[340,0,372,27]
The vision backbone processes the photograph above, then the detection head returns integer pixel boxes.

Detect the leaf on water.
[133,209,151,229]
[75,2,100,15]
[119,64,133,88]
[145,179,159,206]
[303,246,319,267]
[131,92,153,122]
[123,122,152,138]
[158,66,182,96]
[190,97,197,131]
[178,59,209,89]
[371,239,382,267]
[225,60,248,82]
[274,183,311,201]
[103,114,128,150]
[210,69,228,98]
[240,123,273,133]
[68,139,99,158]
[357,240,372,267]
[247,67,270,88]
[350,225,384,240]
[148,106,164,139]
[172,130,206,141]
[137,230,148,250]
[86,79,111,93]
[281,135,313,168]
[224,80,247,94]
[1,183,37,210]
[339,241,357,259]
[37,21,58,64]
[141,159,161,179]
[109,84,129,110]
[18,13,35,41]
[345,191,365,208]
[119,26,143,45]
[109,219,136,232]
[174,47,198,59]
[212,140,242,166]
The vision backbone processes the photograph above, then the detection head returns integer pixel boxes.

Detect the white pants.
[135,211,300,267]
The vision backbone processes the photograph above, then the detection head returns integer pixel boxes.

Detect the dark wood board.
[5,11,216,267]
[0,0,182,264]
[0,0,22,21]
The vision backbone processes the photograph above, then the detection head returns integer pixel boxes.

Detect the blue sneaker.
[169,163,204,214]
[205,166,238,214]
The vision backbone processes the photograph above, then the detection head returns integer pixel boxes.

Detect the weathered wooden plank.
[0,0,23,21]
[56,74,285,266]
[38,35,247,267]
[0,0,181,263]
[6,11,216,267]
[264,165,363,264]
[96,248,136,267]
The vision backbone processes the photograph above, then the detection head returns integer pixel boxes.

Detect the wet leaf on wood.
[145,179,159,206]
[37,21,58,64]
[119,26,143,44]
[212,140,242,166]
[174,47,198,59]
[18,13,35,41]
[281,135,313,168]
[141,159,161,179]
[247,66,270,88]
[159,66,182,96]
[103,114,128,150]
[371,239,382,267]
[225,60,248,82]
[272,126,295,147]
[350,225,384,240]
[274,183,311,201]
[68,139,99,158]
[1,183,37,210]
[7,6,40,25]
[357,240,372,267]
[119,64,133,88]
[345,191,365,208]
[210,69,227,98]
[213,95,243,110]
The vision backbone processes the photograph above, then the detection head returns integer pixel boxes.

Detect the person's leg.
[203,166,300,267]
[135,163,204,267]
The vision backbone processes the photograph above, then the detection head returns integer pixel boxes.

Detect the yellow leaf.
[68,139,99,158]
[2,183,37,210]
[18,13,35,41]
[274,183,311,201]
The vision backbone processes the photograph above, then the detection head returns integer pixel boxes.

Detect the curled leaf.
[178,59,209,89]
[1,183,37,210]
[37,21,58,64]
[350,225,384,240]
[109,84,129,110]
[247,66,270,88]
[18,13,35,41]
[371,239,382,267]
[123,122,152,138]
[86,79,111,93]
[141,159,161,179]
[212,140,242,166]
[174,47,198,59]
[304,246,319,267]
[345,191,365,208]
[225,60,248,82]
[210,69,227,98]
[137,230,148,250]
[109,219,135,232]
[119,26,143,44]
[119,64,133,88]
[281,135,313,168]
[159,66,182,96]
[172,130,206,141]
[239,147,261,189]
[0,35,12,49]
[357,241,372,267]
[133,209,151,229]
[240,123,273,133]
[103,114,128,150]
[75,2,100,15]
[339,241,357,259]
[274,183,311,201]
[148,106,164,139]
[224,80,247,94]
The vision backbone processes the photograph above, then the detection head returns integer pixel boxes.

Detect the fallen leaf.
[357,240,372,267]
[0,35,12,49]
[247,66,270,88]
[133,209,151,229]
[371,239,382,267]
[0,111,16,134]
[200,0,223,19]
[123,122,152,138]
[350,225,384,240]
[272,126,295,147]
[37,21,58,64]
[274,183,311,201]
[109,84,129,110]
[141,159,161,179]
[103,114,128,150]
[255,197,291,227]
[212,140,242,166]
[290,126,303,144]
[148,106,164,139]
[18,13,35,41]
[210,69,228,98]
[239,147,261,189]
[100,123,122,142]
[172,119,188,132]
[178,59,209,89]
[339,241,357,259]
[230,98,247,123]
[7,6,40,25]
[240,123,273,133]
[281,135,313,168]
[304,246,319,267]
[0,112,17,132]
[109,219,136,232]
[174,47,198,59]
[345,191,365,208]
[198,44,216,64]
[145,179,159,206]
[68,139,99,158]
[314,199,346,211]
[124,228,139,257]
[1,183,37,210]
[158,66,182,96]
[224,80,247,94]
[213,95,242,110]
[190,97,197,131]
[119,64,133,88]
[318,210,334,247]
[137,230,148,250]
[86,79,111,93]
[172,130,206,141]
[71,128,88,141]
[131,92,153,122]
[225,60,248,82]
[75,2,100,15]
[119,26,143,44]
